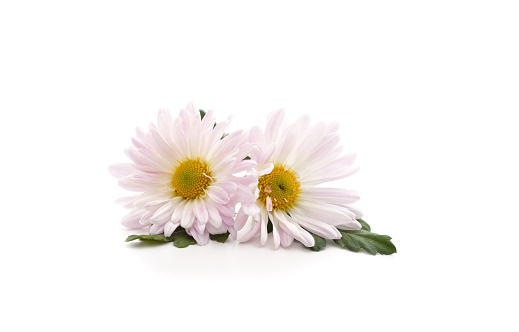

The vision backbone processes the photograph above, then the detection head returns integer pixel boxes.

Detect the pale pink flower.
[110,104,256,245]
[237,109,362,248]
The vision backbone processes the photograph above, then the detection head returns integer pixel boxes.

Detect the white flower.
[109,104,256,245]
[236,109,362,248]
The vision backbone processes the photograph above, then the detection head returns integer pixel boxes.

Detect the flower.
[109,104,257,245]
[236,109,362,248]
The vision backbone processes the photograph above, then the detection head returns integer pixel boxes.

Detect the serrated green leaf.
[125,227,197,248]
[334,229,397,255]
[309,233,326,251]
[125,234,173,242]
[172,234,196,248]
[199,110,206,120]
[357,219,371,231]
[209,232,230,243]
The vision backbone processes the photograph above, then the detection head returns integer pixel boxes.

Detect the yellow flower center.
[171,159,212,199]
[258,164,301,211]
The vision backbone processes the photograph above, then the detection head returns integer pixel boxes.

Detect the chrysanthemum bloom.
[236,109,362,248]
[109,104,257,245]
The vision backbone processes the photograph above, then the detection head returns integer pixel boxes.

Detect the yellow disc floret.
[171,158,212,199]
[258,164,302,211]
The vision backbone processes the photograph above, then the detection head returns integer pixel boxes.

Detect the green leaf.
[243,156,251,160]
[125,234,172,242]
[172,233,196,248]
[209,232,230,243]
[199,110,206,120]
[334,229,397,255]
[125,227,197,248]
[357,219,371,231]
[309,233,327,251]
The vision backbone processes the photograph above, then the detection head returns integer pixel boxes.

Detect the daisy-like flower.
[236,109,362,248]
[109,104,257,245]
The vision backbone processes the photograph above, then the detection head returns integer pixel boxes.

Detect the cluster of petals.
[109,104,257,245]
[236,109,362,248]
[111,104,362,248]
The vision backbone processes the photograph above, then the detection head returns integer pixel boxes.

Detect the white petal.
[121,210,145,229]
[234,208,249,230]
[170,199,187,223]
[205,201,222,228]
[265,109,285,144]
[109,163,135,179]
[239,219,261,242]
[336,219,362,230]
[193,199,209,224]
[190,229,210,245]
[260,208,268,245]
[164,221,180,237]
[266,196,273,211]
[275,211,315,247]
[206,186,230,204]
[150,201,175,224]
[149,223,165,234]
[271,220,280,249]
[181,200,195,228]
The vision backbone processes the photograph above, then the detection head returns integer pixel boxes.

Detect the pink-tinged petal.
[185,102,197,115]
[215,203,235,218]
[235,184,256,204]
[265,109,285,144]
[205,201,222,228]
[228,227,237,241]
[109,163,135,179]
[289,210,342,239]
[345,204,363,219]
[193,199,209,225]
[181,200,195,228]
[144,199,170,209]
[193,220,206,234]
[293,203,356,227]
[260,209,268,245]
[222,216,234,226]
[278,227,294,247]
[272,122,300,163]
[213,181,238,195]
[241,202,260,218]
[170,199,187,223]
[164,221,180,237]
[234,208,249,231]
[139,211,153,226]
[249,126,266,147]
[206,186,230,204]
[336,219,362,230]
[114,196,137,209]
[302,154,358,185]
[230,160,257,174]
[202,120,229,155]
[239,220,261,242]
[150,201,175,224]
[257,163,274,176]
[190,229,210,245]
[150,223,165,235]
[300,188,360,205]
[172,118,189,157]
[266,196,273,212]
[121,210,145,229]
[275,211,315,247]
[271,220,280,249]
[206,130,242,161]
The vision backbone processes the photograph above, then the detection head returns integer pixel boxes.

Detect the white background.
[1,1,518,331]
